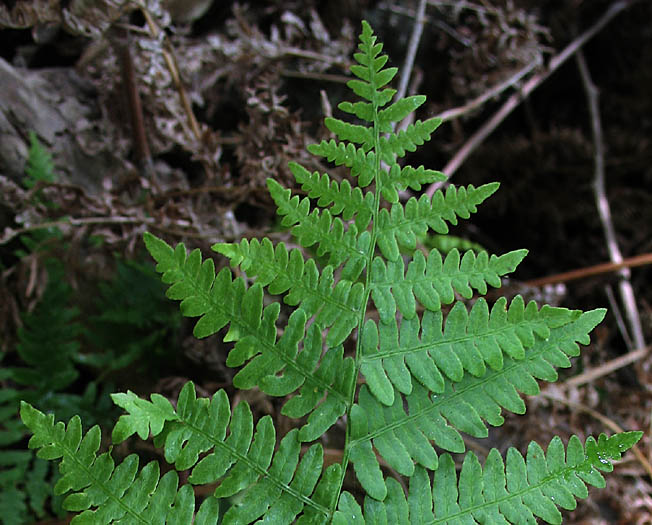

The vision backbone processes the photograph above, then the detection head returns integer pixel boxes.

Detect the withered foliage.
[438,1,551,99]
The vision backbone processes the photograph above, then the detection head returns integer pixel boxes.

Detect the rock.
[0,56,124,195]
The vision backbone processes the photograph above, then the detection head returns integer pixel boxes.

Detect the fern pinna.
[21,21,640,524]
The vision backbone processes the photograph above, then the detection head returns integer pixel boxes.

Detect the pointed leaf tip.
[143,231,173,263]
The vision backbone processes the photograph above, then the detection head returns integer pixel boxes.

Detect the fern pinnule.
[350,307,608,499]
[289,161,374,230]
[361,296,590,404]
[216,237,364,347]
[375,183,500,261]
[267,177,369,271]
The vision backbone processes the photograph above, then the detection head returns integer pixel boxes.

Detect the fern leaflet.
[370,247,528,322]
[335,432,642,524]
[144,233,353,441]
[349,308,608,497]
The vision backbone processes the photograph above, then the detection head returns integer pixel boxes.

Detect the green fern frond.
[215,238,364,341]
[289,162,374,230]
[0,371,24,447]
[0,452,60,524]
[348,21,397,105]
[383,163,447,197]
[19,20,640,524]
[377,95,427,131]
[11,264,82,393]
[114,382,339,522]
[144,233,354,440]
[377,162,448,204]
[378,118,443,161]
[24,131,57,189]
[0,484,29,525]
[306,141,376,186]
[0,374,40,525]
[370,248,528,323]
[324,118,375,151]
[360,296,583,406]
[423,232,487,254]
[350,308,607,497]
[267,178,370,271]
[21,381,342,524]
[20,401,221,524]
[376,183,500,261]
[336,431,642,524]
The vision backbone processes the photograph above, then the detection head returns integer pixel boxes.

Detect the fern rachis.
[20,21,641,524]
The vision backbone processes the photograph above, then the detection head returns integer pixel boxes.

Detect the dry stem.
[525,252,652,288]
[426,0,633,196]
[396,0,428,103]
[576,49,646,351]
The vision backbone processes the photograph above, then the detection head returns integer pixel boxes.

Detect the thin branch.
[426,0,632,197]
[280,69,351,84]
[524,252,652,287]
[605,284,634,349]
[0,216,208,245]
[280,46,350,67]
[562,345,649,389]
[140,6,202,142]
[380,2,472,46]
[0,216,153,244]
[434,58,540,122]
[576,49,646,351]
[116,30,151,167]
[427,0,498,16]
[396,0,428,103]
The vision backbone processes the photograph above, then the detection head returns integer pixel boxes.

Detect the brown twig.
[434,58,540,122]
[562,346,650,389]
[524,252,652,288]
[280,69,351,84]
[140,7,202,142]
[426,0,632,197]
[576,49,645,350]
[279,46,350,67]
[116,30,151,167]
[396,0,428,103]
[0,215,207,245]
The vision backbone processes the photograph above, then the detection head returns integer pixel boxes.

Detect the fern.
[81,257,182,375]
[2,137,187,523]
[11,263,82,395]
[21,21,640,524]
[0,263,78,524]
[24,131,57,190]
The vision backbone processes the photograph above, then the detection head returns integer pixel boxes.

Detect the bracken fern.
[21,21,641,524]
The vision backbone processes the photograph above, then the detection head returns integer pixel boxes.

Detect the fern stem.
[334,42,387,520]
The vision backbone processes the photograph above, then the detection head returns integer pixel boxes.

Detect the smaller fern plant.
[20,21,641,524]
[1,134,187,523]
